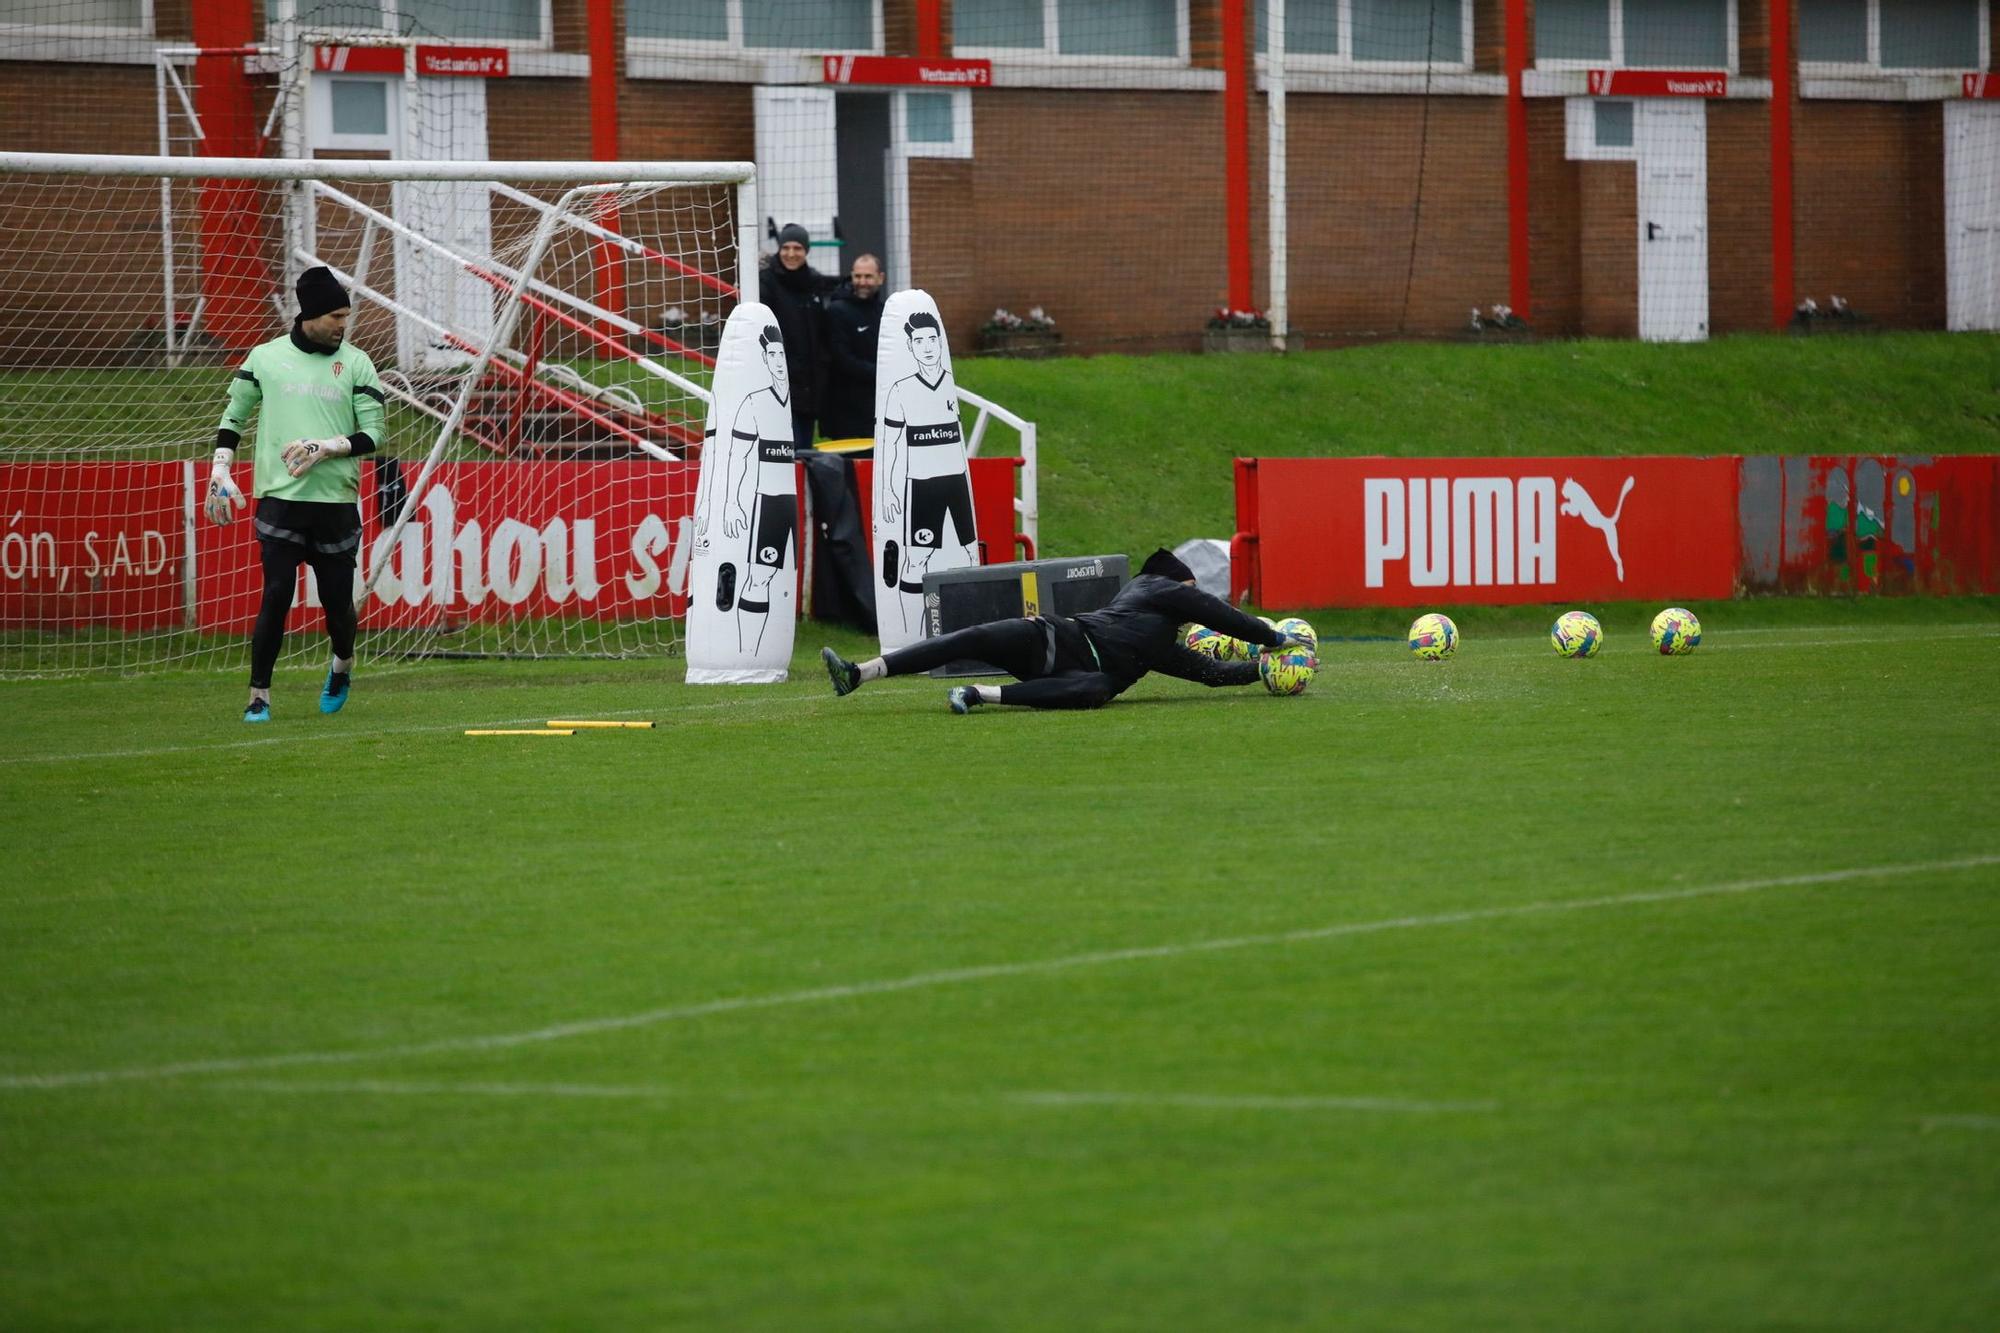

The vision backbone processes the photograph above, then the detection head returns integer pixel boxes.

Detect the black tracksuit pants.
[249,497,359,689]
[880,617,1126,710]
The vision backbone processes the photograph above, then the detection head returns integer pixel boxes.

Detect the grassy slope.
[955,333,2000,557]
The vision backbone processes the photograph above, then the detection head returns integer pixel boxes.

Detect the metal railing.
[960,387,1039,552]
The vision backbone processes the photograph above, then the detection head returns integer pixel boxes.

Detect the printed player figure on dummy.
[711,324,798,653]
[878,310,977,633]
[685,301,796,683]
[822,548,1309,713]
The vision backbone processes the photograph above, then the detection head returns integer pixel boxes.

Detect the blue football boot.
[320,669,351,714]
[243,698,271,724]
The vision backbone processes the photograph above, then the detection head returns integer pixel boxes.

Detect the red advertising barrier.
[1738,455,2000,596]
[193,460,700,633]
[0,462,187,631]
[2,457,1025,634]
[1234,456,1741,607]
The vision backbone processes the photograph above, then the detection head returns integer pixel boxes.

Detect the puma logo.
[1560,477,1636,581]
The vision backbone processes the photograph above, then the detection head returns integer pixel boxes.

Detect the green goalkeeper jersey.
[218,327,387,503]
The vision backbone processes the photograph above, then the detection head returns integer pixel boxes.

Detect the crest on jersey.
[331,360,344,378]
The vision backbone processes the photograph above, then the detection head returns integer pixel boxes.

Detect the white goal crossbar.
[0,153,759,299]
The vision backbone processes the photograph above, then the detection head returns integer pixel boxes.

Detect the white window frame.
[1256,0,1477,73]
[1535,0,1740,73]
[623,0,883,57]
[956,0,1192,68]
[897,88,973,158]
[288,0,555,50]
[0,0,152,38]
[1564,95,1639,159]
[309,73,402,151]
[1797,0,1991,77]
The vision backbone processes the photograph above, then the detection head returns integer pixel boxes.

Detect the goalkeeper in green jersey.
[206,266,386,723]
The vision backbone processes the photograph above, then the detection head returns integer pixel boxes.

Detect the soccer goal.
[0,152,755,677]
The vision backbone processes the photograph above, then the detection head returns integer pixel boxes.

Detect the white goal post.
[0,151,756,676]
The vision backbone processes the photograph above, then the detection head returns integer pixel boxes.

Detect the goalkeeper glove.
[204,448,245,526]
[281,435,352,477]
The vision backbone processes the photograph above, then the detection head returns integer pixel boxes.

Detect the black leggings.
[250,540,357,689]
[880,618,1125,710]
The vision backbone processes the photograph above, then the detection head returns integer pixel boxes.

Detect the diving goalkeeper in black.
[820,548,1303,713]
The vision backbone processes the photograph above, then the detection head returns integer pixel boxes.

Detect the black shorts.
[255,496,362,561]
[904,473,974,550]
[749,491,795,570]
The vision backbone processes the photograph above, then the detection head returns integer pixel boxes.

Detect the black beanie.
[296,266,350,320]
[777,222,811,249]
[1140,547,1195,582]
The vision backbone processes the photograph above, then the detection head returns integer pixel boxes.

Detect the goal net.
[0,153,755,677]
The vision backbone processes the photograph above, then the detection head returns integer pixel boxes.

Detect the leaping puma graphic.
[1560,477,1636,581]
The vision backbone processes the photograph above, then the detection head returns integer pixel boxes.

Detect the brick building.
[1,0,1995,356]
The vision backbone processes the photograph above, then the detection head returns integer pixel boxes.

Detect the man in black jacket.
[820,548,1306,713]
[818,253,885,441]
[758,222,839,449]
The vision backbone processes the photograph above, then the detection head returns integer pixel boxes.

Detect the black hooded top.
[758,258,839,416]
[1067,573,1284,692]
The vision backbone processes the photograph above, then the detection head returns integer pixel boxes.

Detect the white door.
[393,76,495,372]
[1946,101,2000,332]
[1636,99,1709,343]
[753,86,841,270]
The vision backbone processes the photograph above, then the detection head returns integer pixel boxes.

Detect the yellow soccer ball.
[1259,645,1317,696]
[1650,607,1702,655]
[1551,610,1603,659]
[1408,612,1458,661]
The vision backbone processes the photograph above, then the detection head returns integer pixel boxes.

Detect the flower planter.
[1453,328,1537,345]
[979,328,1063,359]
[1202,325,1272,354]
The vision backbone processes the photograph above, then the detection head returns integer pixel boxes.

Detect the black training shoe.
[821,646,861,697]
[947,686,980,715]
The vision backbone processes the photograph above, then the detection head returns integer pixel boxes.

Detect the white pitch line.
[201,1079,1492,1116]
[1007,1091,1495,1114]
[1921,1114,2000,1131]
[1713,629,2000,652]
[1695,623,1992,638]
[4,853,1994,1094]
[213,1077,679,1100]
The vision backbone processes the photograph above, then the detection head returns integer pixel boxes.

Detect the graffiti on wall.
[1737,455,1999,596]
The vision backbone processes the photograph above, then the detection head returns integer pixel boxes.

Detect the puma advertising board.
[872,289,979,655]
[685,303,798,683]
[1233,456,1740,607]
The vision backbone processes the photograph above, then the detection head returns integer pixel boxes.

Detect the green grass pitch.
[4,597,1997,1329]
